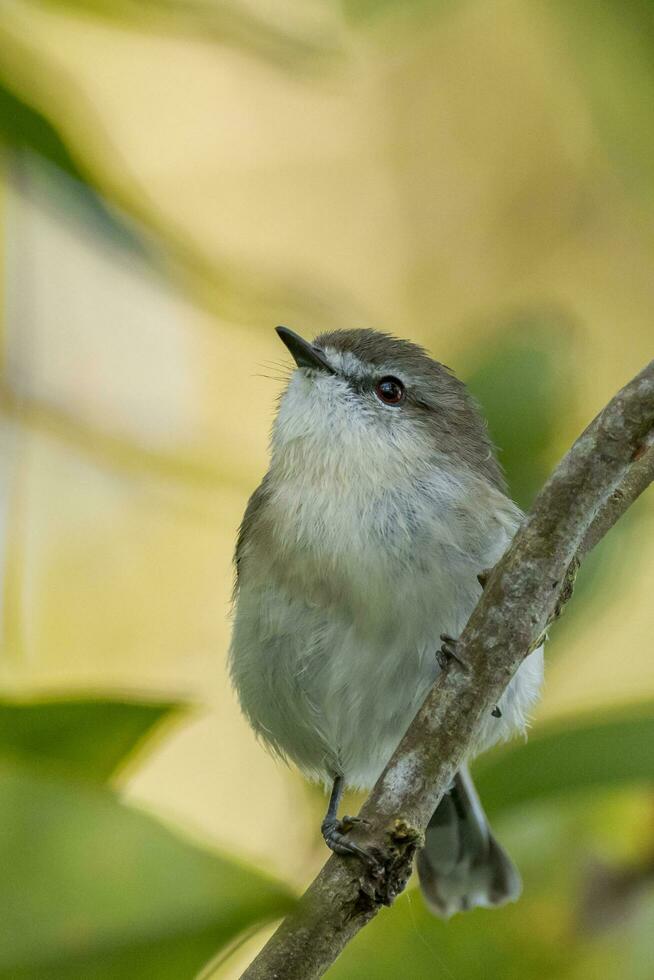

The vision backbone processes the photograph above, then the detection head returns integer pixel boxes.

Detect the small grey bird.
[229,326,543,916]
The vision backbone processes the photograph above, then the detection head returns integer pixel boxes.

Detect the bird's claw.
[339,814,362,833]
[321,815,378,867]
[437,634,469,670]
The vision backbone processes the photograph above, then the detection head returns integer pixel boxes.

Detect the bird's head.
[272,326,503,489]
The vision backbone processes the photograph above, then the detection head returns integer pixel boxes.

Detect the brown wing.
[233,475,271,596]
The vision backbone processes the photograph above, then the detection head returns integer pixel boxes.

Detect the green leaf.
[0,758,294,979]
[473,703,654,817]
[0,80,145,254]
[0,80,80,175]
[0,696,181,783]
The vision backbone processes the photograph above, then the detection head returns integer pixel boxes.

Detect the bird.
[229,325,544,917]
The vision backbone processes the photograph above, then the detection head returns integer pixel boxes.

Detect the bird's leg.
[321,776,376,865]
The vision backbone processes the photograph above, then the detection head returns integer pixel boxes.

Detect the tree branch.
[240,361,654,980]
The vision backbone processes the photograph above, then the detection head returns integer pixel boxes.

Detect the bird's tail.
[417,765,521,918]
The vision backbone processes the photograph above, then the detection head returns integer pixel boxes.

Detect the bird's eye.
[374,376,405,405]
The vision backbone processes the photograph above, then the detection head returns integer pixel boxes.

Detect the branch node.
[389,818,422,846]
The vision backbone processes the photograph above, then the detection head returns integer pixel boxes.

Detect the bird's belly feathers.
[230,572,443,788]
[229,474,543,789]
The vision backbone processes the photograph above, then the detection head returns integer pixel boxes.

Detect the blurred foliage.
[0,81,143,254]
[560,487,645,629]
[552,1,654,208]
[0,31,341,328]
[0,695,179,780]
[326,834,653,980]
[463,309,576,509]
[0,696,294,979]
[328,885,579,980]
[29,0,339,66]
[6,697,654,979]
[343,0,452,23]
[464,310,641,641]
[473,704,654,817]
[0,0,653,978]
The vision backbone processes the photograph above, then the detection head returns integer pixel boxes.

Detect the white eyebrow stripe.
[321,348,403,383]
[321,348,367,377]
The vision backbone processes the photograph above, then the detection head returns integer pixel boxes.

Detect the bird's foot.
[437,634,469,670]
[321,814,378,867]
[437,635,500,718]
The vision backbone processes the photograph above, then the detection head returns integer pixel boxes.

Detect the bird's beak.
[276,326,335,374]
